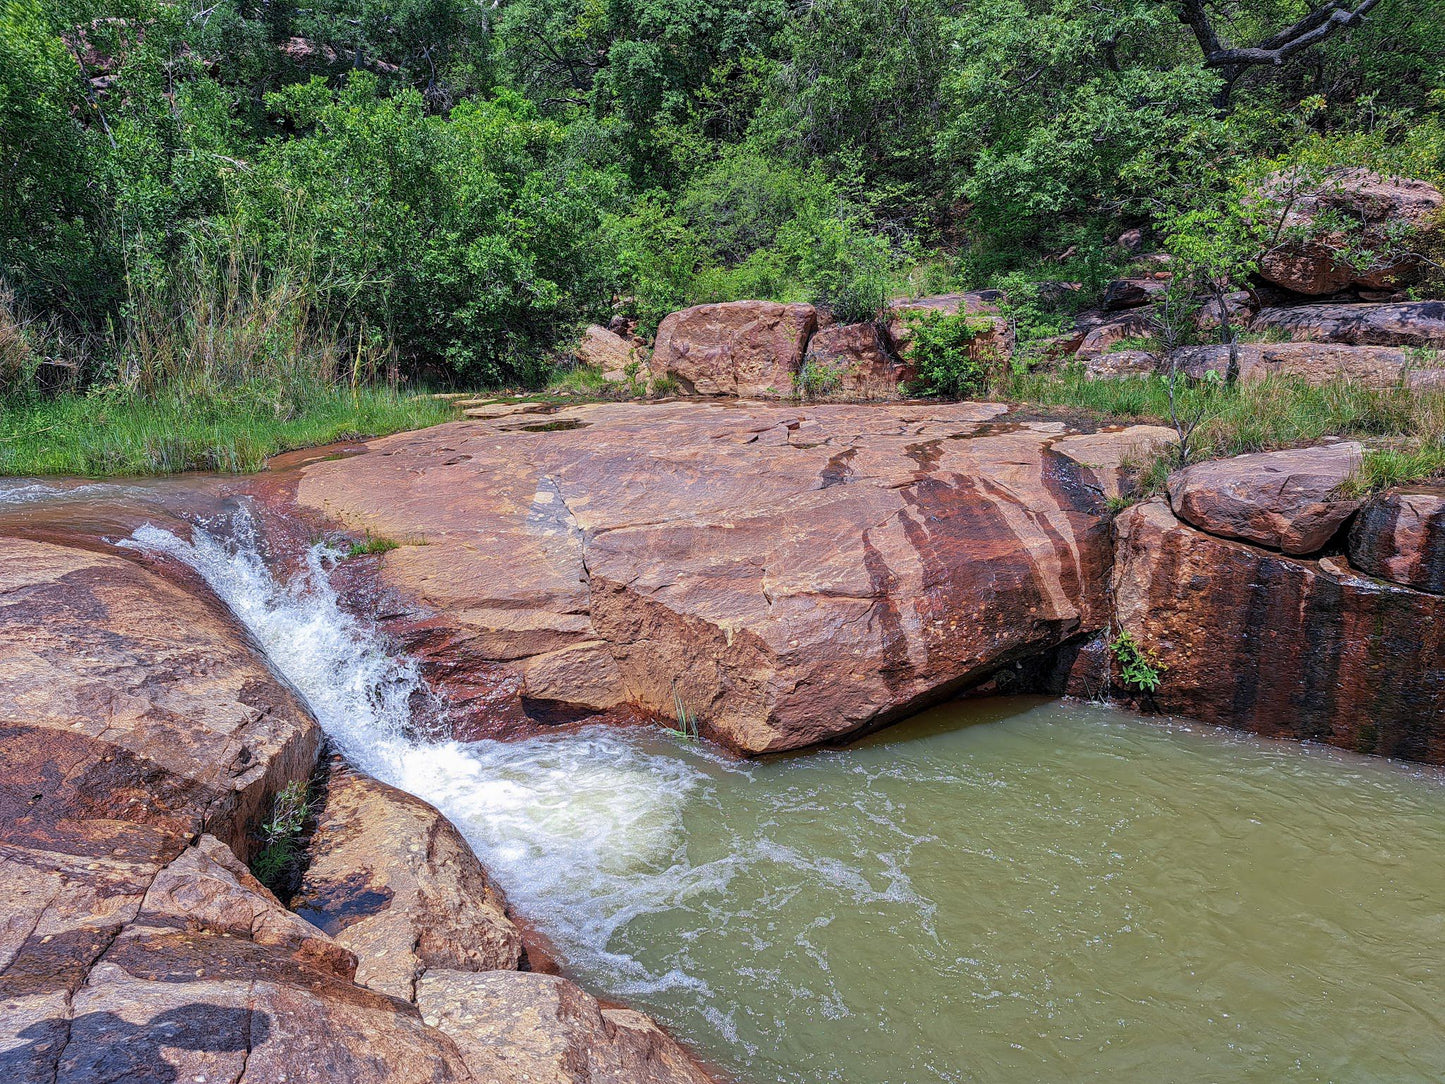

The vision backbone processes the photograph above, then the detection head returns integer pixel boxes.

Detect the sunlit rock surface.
[291,401,1171,753]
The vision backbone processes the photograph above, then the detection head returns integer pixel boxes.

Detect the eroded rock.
[292,761,523,1001]
[1255,170,1442,296]
[1251,302,1445,347]
[290,401,1135,753]
[416,970,712,1084]
[651,301,817,397]
[1348,489,1445,593]
[576,325,642,382]
[1170,341,1430,388]
[1166,443,1363,555]
[1113,499,1445,761]
[801,322,910,400]
[1083,349,1158,380]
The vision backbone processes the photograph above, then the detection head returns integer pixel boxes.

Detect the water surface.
[131,514,1445,1084]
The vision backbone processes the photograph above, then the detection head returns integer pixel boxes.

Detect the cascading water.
[125,506,1445,1084]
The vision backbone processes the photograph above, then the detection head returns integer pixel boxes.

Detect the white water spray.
[124,508,712,992]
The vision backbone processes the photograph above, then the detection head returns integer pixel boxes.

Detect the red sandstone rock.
[650,301,816,397]
[1075,309,1157,358]
[416,970,713,1084]
[1169,342,1425,387]
[801,322,911,400]
[575,324,641,381]
[1251,301,1445,347]
[291,401,1139,753]
[1166,443,1363,554]
[292,761,523,1001]
[1112,499,1445,762]
[1083,349,1158,379]
[1348,488,1445,593]
[1255,169,1442,295]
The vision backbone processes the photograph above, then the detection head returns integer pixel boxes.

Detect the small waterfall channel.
[124,506,1445,1084]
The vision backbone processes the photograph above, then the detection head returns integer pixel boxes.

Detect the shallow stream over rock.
[124,509,1445,1084]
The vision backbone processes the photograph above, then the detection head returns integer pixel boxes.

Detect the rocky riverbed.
[2,397,1442,1080]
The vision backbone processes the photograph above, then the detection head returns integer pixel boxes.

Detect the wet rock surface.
[1113,499,1445,761]
[1348,488,1445,593]
[292,760,523,1001]
[1166,443,1363,555]
[289,400,1157,753]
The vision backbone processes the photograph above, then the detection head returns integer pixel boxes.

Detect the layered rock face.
[290,401,1173,753]
[1348,489,1445,593]
[0,537,714,1083]
[802,321,911,400]
[1250,301,1445,347]
[1113,499,1445,761]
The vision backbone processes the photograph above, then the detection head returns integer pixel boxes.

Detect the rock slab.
[291,401,1156,753]
[1166,443,1363,555]
[1348,489,1445,593]
[1113,499,1445,761]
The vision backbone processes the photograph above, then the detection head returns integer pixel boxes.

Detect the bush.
[903,310,993,398]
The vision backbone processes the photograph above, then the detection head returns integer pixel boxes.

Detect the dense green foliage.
[3,0,1444,401]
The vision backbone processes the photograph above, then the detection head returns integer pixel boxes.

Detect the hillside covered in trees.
[2,0,1443,471]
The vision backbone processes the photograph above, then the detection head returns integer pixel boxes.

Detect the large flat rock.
[1251,302,1445,347]
[1113,499,1445,761]
[291,401,1155,753]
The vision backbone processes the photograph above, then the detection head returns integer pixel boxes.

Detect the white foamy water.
[123,510,720,992]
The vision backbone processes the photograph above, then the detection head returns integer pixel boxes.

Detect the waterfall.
[122,507,716,995]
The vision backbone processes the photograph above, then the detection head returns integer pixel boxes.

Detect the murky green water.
[431,698,1445,1084]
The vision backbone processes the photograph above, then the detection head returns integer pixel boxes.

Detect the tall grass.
[0,236,451,477]
[1003,367,1445,491]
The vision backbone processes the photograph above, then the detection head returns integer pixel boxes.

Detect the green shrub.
[1110,630,1165,693]
[903,310,993,398]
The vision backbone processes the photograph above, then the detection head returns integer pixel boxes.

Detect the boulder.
[1113,499,1445,762]
[0,539,320,861]
[1348,489,1445,593]
[575,325,640,382]
[885,291,1013,365]
[416,970,712,1084]
[289,401,1141,753]
[1166,443,1363,554]
[1170,341,1428,388]
[291,761,523,1001]
[651,301,817,397]
[800,322,911,400]
[1075,309,1157,358]
[1255,169,1442,295]
[1049,426,1178,502]
[1083,349,1159,380]
[1102,279,1167,311]
[1251,301,1445,348]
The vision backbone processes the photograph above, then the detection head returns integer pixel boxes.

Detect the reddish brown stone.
[1348,488,1445,593]
[1166,444,1363,555]
[292,762,523,1002]
[800,322,911,400]
[651,301,817,397]
[1102,279,1167,311]
[1255,170,1442,295]
[291,401,1148,753]
[575,324,641,381]
[1251,301,1445,348]
[1112,499,1445,761]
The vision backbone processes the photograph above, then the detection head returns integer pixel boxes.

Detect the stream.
[17,488,1443,1083]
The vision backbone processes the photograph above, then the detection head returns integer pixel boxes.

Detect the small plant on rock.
[250,780,312,894]
[1110,629,1166,693]
[904,310,993,398]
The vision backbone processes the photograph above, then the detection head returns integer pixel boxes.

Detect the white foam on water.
[122,509,717,992]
